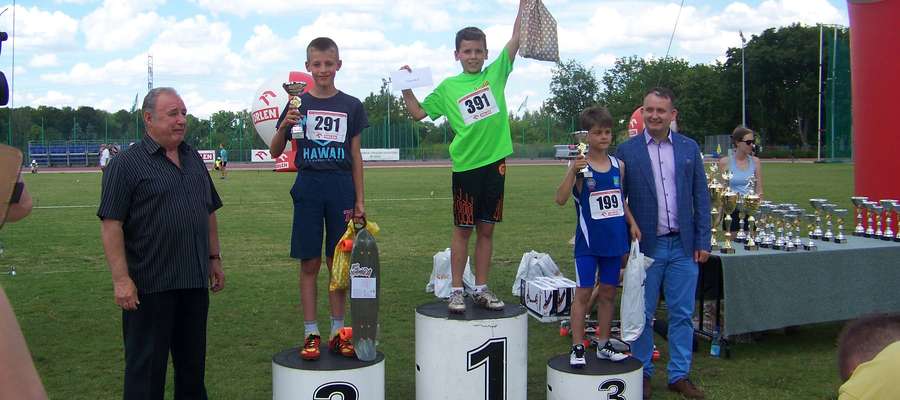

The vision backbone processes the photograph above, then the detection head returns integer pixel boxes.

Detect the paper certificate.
[391,67,433,90]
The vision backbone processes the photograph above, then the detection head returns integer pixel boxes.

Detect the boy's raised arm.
[399,66,427,121]
[505,0,526,61]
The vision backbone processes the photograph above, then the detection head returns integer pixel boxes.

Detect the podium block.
[546,355,643,399]
[272,346,384,400]
[415,298,528,400]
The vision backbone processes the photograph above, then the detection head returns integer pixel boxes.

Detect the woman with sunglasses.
[718,126,764,233]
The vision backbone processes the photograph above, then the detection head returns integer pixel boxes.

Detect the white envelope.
[391,67,433,90]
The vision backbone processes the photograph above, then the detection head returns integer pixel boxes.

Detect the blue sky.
[2,0,848,119]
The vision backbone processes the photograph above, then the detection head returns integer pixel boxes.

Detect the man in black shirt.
[98,87,224,400]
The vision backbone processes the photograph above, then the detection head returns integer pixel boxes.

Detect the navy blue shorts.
[574,255,623,288]
[290,171,355,260]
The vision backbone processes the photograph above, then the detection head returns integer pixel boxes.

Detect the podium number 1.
[467,337,507,400]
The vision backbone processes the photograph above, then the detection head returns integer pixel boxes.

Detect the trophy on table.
[851,196,869,236]
[708,181,724,251]
[282,81,308,139]
[822,203,837,241]
[872,204,885,238]
[720,187,739,254]
[803,214,818,250]
[809,199,826,239]
[881,200,897,241]
[789,209,805,248]
[772,209,786,250]
[758,204,773,248]
[833,208,849,244]
[742,181,761,251]
[864,201,877,237]
[892,200,900,242]
[783,212,798,251]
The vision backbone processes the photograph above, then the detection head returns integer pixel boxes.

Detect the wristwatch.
[209,254,221,260]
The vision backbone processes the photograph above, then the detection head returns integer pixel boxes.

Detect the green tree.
[544,59,601,131]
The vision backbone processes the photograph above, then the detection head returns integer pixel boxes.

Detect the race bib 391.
[457,86,500,126]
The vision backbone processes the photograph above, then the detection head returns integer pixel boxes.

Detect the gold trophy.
[881,200,897,241]
[803,214,818,250]
[720,188,738,254]
[706,162,724,251]
[833,208,849,244]
[282,81,308,139]
[851,196,868,236]
[573,131,591,178]
[742,177,760,250]
[864,201,877,237]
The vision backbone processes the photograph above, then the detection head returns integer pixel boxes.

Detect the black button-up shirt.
[98,135,222,294]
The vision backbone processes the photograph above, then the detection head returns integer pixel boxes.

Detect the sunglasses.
[741,139,755,145]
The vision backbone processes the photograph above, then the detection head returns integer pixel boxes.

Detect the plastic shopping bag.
[511,250,562,296]
[620,239,654,343]
[426,248,476,298]
[330,219,380,292]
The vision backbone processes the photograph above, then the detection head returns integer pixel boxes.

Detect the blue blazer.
[615,131,711,257]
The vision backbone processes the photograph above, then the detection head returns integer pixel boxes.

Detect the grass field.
[1,162,855,399]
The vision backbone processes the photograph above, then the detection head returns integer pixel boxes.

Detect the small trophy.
[282,81,308,139]
[851,196,868,236]
[720,188,738,254]
[833,209,849,244]
[809,199,826,239]
[864,201,877,237]
[822,203,837,241]
[573,131,591,178]
[873,205,885,238]
[772,209,786,250]
[893,200,900,242]
[881,200,897,241]
[803,214,818,250]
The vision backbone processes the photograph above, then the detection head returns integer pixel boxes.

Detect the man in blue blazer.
[615,87,711,399]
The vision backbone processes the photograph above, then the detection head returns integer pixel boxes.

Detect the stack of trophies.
[849,197,900,241]
[704,163,900,253]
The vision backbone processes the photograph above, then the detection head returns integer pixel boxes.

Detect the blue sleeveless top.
[728,156,756,195]
[573,156,630,257]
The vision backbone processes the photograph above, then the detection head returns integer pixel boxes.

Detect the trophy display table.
[546,355,643,399]
[415,298,528,400]
[696,236,900,339]
[272,347,384,400]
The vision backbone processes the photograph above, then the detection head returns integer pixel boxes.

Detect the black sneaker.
[570,344,586,368]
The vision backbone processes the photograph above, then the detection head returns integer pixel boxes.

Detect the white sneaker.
[473,288,505,310]
[448,291,466,313]
[597,340,628,362]
[570,344,586,368]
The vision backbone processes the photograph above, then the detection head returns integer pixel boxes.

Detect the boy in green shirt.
[401,0,524,313]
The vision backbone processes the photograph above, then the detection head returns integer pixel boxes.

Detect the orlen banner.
[197,150,215,164]
[252,71,314,172]
[627,107,643,137]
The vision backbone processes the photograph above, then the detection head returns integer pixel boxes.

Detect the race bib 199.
[306,110,348,143]
[457,86,499,126]
[589,189,624,220]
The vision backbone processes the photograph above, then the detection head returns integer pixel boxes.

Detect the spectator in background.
[217,144,228,180]
[717,126,763,232]
[837,313,900,399]
[99,144,111,171]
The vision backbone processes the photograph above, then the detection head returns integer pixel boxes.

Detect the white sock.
[451,287,464,294]
[304,321,319,337]
[474,284,487,293]
[331,317,344,336]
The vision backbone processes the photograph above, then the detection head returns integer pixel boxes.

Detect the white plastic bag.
[620,239,654,343]
[426,248,476,298]
[512,250,562,296]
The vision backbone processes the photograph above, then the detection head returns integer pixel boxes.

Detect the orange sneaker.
[329,327,356,358]
[300,334,321,360]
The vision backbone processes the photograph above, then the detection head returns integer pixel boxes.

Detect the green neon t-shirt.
[421,48,514,172]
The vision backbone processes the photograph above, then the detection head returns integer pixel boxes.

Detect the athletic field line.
[33,197,451,210]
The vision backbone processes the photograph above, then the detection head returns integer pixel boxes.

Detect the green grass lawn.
[1,162,854,399]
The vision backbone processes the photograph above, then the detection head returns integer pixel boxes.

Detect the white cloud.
[7,5,79,51]
[28,90,75,107]
[189,0,382,17]
[81,0,168,52]
[29,54,60,68]
[391,0,453,32]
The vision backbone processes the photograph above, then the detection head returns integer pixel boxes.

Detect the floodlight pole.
[817,25,824,162]
[741,31,747,127]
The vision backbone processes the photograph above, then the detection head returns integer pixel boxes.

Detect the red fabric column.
[848,0,900,200]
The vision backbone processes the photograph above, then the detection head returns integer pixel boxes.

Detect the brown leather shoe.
[643,376,651,400]
[668,378,705,399]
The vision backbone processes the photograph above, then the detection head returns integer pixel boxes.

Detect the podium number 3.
[599,379,626,400]
[467,337,507,400]
[314,382,358,400]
